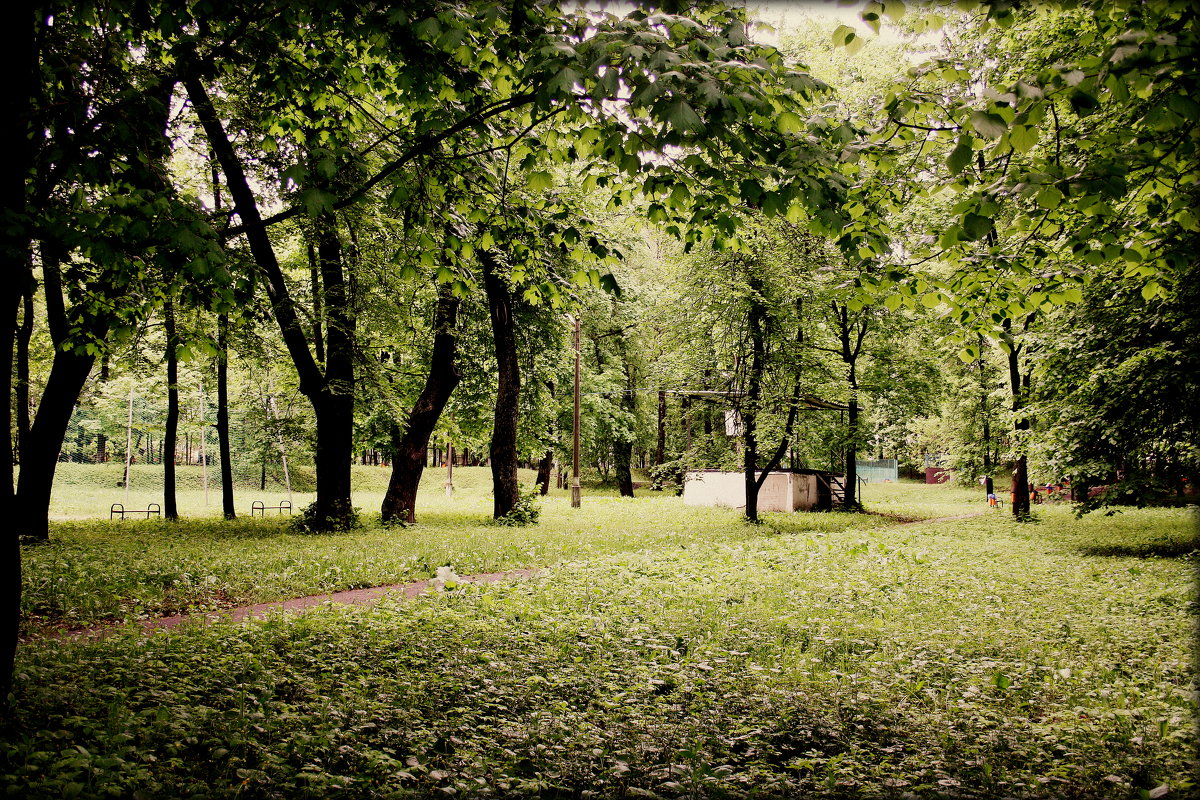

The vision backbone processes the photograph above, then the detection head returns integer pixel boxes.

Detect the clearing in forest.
[7,482,1197,798]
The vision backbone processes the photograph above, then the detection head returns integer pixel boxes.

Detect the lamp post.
[571,313,581,508]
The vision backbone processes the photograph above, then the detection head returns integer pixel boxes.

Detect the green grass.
[6,482,1197,798]
[21,469,886,631]
[45,462,537,520]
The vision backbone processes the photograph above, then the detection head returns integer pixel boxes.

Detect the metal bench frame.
[110,503,162,520]
[251,500,293,517]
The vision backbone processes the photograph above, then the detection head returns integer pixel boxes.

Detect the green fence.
[856,458,899,483]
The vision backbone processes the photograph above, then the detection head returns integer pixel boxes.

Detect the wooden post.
[199,381,209,507]
[123,385,134,506]
[267,385,292,504]
[571,314,581,508]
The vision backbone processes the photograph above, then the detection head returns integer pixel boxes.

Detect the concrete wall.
[682,471,821,512]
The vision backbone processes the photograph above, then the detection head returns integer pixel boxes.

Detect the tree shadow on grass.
[1078,539,1199,559]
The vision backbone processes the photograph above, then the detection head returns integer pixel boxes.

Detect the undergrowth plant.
[495,486,542,527]
[9,484,1196,798]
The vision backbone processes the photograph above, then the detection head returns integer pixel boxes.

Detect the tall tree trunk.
[655,390,667,465]
[3,3,42,701]
[535,449,554,496]
[1004,318,1031,518]
[832,301,868,511]
[381,284,461,523]
[211,157,236,519]
[613,323,636,498]
[163,300,180,520]
[16,358,96,541]
[844,392,859,509]
[614,440,634,497]
[187,74,355,529]
[15,244,98,541]
[15,277,33,464]
[216,314,235,518]
[981,413,992,472]
[681,395,693,452]
[743,288,766,523]
[978,336,992,473]
[308,240,325,364]
[482,252,520,518]
[312,212,356,527]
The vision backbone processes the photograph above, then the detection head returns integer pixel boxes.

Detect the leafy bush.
[1072,472,1189,516]
[495,486,541,526]
[290,499,360,533]
[648,458,689,495]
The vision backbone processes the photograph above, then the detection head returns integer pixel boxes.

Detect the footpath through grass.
[6,481,1198,799]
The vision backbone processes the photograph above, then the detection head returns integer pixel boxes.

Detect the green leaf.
[776,111,804,135]
[739,179,763,204]
[938,225,962,250]
[947,139,974,175]
[300,188,335,216]
[969,110,1008,139]
[600,272,622,296]
[961,212,993,241]
[831,24,857,48]
[883,293,903,312]
[1008,124,1037,153]
[280,163,308,191]
[1036,186,1064,210]
[548,67,581,95]
[993,672,1011,690]
[1069,90,1101,116]
[665,98,704,134]
[831,24,865,55]
[412,17,440,40]
[527,171,554,192]
[883,0,907,21]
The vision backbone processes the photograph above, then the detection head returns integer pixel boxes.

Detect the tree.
[816,295,874,510]
[163,300,180,521]
[380,282,461,524]
[2,0,228,700]
[1032,235,1200,509]
[842,0,1196,513]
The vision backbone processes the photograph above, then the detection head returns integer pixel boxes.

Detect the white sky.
[748,0,903,46]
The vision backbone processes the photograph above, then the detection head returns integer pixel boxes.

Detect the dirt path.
[49,511,988,642]
[901,512,988,524]
[56,568,547,642]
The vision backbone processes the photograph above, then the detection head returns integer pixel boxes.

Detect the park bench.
[110,502,161,520]
[251,500,293,517]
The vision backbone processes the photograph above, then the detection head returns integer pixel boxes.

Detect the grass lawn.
[5,478,1197,798]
